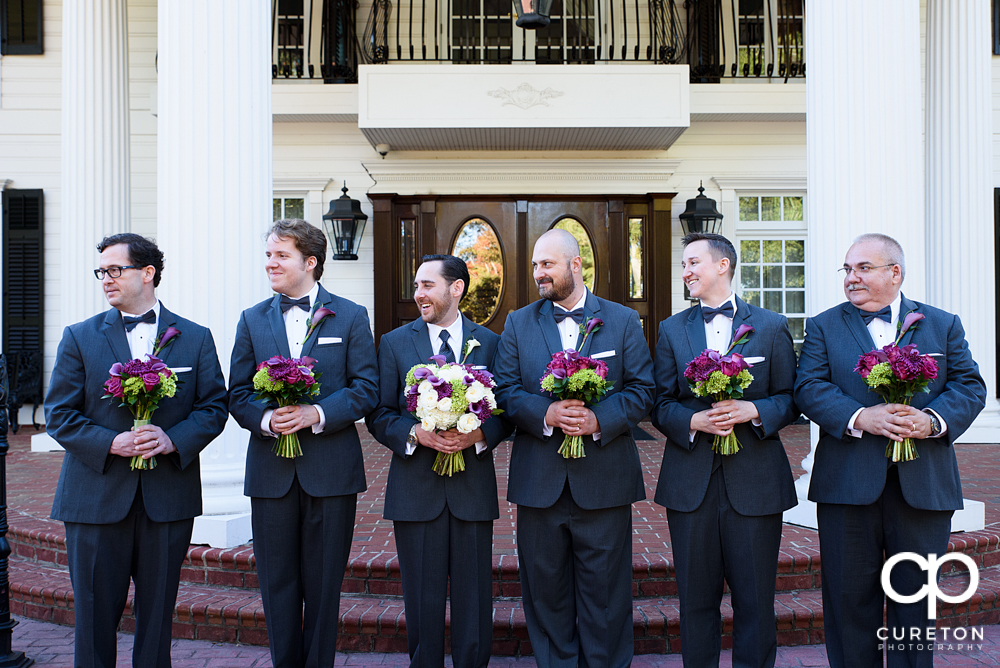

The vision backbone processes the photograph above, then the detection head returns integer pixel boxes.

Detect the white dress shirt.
[846,294,947,437]
[542,294,601,440]
[120,301,160,360]
[261,283,327,437]
[408,313,488,455]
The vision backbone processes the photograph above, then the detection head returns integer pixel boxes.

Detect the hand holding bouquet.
[102,355,178,470]
[855,312,938,462]
[684,324,755,455]
[252,355,322,458]
[539,318,613,459]
[405,338,501,476]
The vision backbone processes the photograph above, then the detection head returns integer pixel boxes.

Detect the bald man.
[493,229,654,668]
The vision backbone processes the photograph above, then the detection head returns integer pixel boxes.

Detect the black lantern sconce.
[678,181,724,237]
[322,183,368,261]
[512,0,553,28]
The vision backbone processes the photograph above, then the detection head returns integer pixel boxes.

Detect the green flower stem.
[432,451,466,476]
[130,418,157,471]
[557,434,586,459]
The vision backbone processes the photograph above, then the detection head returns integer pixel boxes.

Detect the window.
[1,0,43,55]
[274,0,306,77]
[2,189,44,353]
[451,0,513,63]
[533,0,595,64]
[736,0,802,77]
[273,196,306,221]
[737,195,805,352]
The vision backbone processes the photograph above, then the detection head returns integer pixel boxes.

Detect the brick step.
[14,515,1000,599]
[11,555,1000,655]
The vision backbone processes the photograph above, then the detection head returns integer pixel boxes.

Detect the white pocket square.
[170,367,193,373]
[592,350,616,359]
[471,365,488,370]
[318,337,342,345]
[928,352,944,357]
[743,356,766,364]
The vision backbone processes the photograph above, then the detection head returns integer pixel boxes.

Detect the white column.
[61,0,130,324]
[785,0,924,528]
[156,1,273,547]
[925,0,999,453]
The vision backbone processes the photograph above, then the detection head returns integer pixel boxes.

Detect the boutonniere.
[576,318,603,352]
[724,324,754,355]
[461,337,481,364]
[303,303,336,343]
[152,326,181,356]
[894,310,924,345]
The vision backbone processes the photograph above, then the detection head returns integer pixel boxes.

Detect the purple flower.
[109,362,124,377]
[303,307,336,343]
[921,356,939,380]
[854,351,882,379]
[141,372,161,391]
[154,326,181,354]
[898,312,925,339]
[429,355,447,366]
[551,368,567,380]
[104,377,123,398]
[414,367,433,381]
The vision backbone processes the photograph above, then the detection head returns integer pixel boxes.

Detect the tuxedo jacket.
[493,291,655,510]
[47,305,228,524]
[366,315,512,522]
[651,297,798,516]
[794,294,986,510]
[229,284,379,498]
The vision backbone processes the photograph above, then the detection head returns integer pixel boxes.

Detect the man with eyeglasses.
[45,233,228,668]
[794,233,986,668]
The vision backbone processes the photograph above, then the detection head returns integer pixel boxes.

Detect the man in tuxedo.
[367,254,511,668]
[794,233,986,668]
[493,228,654,668]
[651,232,798,668]
[46,233,228,668]
[228,219,378,668]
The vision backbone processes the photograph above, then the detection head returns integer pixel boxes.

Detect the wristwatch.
[925,410,942,437]
[407,425,419,448]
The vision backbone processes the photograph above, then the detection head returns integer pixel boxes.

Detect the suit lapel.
[459,315,477,365]
[154,304,180,364]
[536,299,565,356]
[729,297,753,355]
[841,302,877,353]
[579,291,601,358]
[268,294,292,358]
[300,284,333,359]
[897,294,920,347]
[102,309,133,362]
[410,318,435,364]
[686,307,708,359]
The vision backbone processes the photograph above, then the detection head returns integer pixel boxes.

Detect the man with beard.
[367,254,511,668]
[795,233,985,667]
[493,228,654,668]
[229,219,378,668]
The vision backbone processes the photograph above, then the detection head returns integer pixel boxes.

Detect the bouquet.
[102,355,178,470]
[854,311,938,462]
[404,338,502,476]
[539,318,613,459]
[252,355,322,458]
[683,324,755,455]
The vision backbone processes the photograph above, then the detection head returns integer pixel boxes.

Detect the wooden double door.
[371,194,674,353]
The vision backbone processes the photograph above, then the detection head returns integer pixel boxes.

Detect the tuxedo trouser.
[517,482,634,668]
[666,461,782,668]
[251,476,357,668]
[818,467,952,668]
[393,505,494,668]
[65,489,194,668]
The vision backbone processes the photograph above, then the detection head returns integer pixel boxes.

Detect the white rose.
[437,397,454,413]
[465,382,486,404]
[439,366,463,382]
[456,413,482,434]
[418,392,439,410]
[421,417,437,432]
[418,380,435,395]
[485,391,497,410]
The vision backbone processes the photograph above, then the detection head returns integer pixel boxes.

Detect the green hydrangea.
[405,365,431,387]
[692,369,755,398]
[122,376,144,399]
[254,367,284,394]
[865,362,893,389]
[159,372,178,398]
[541,374,557,393]
[449,380,468,413]
[736,369,754,390]
[567,369,605,394]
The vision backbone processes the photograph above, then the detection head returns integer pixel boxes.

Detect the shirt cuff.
[406,441,417,456]
[261,409,279,438]
[924,408,948,437]
[592,431,601,442]
[689,429,696,442]
[311,404,326,434]
[542,419,553,437]
[475,440,488,454]
[847,408,864,438]
[751,418,762,427]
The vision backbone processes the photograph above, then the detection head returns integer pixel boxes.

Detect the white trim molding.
[364,159,683,195]
[273,176,333,192]
[712,175,807,191]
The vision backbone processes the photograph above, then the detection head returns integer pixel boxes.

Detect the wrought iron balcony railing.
[271,0,804,83]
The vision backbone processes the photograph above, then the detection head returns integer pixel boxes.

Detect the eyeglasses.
[838,264,895,277]
[94,265,141,280]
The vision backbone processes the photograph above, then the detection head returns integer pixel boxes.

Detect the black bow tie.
[553,308,585,325]
[702,302,735,323]
[280,295,311,313]
[123,309,156,332]
[859,305,893,325]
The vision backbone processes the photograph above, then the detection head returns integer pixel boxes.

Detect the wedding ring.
[154,440,158,446]
[726,413,731,419]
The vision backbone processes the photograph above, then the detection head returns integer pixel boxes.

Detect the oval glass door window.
[451,218,504,325]
[553,218,595,291]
